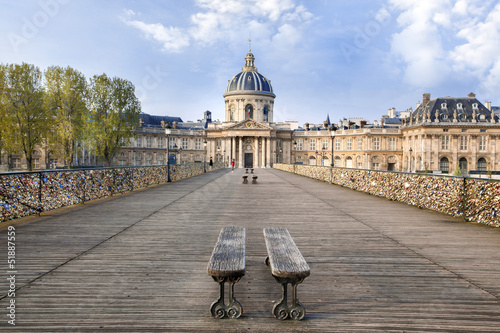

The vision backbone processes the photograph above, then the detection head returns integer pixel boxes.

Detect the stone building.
[4,50,500,177]
[401,93,500,175]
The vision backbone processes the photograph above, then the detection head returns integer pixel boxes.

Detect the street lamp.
[203,139,207,173]
[330,126,337,184]
[409,147,413,173]
[165,128,172,182]
[293,141,297,164]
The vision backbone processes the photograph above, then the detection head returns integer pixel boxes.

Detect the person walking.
[231,159,235,171]
[209,157,213,171]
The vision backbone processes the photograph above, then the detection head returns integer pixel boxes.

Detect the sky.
[1,0,500,125]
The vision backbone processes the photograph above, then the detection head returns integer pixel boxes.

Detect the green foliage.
[3,63,48,171]
[89,74,141,166]
[44,66,89,168]
[453,164,462,177]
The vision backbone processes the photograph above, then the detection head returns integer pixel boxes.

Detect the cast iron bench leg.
[272,277,306,320]
[210,276,243,319]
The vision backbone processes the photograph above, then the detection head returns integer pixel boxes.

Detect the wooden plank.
[264,227,310,279]
[207,226,245,277]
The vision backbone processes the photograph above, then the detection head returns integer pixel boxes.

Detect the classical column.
[254,137,259,168]
[266,138,271,168]
[232,137,236,163]
[238,137,243,168]
[261,138,266,168]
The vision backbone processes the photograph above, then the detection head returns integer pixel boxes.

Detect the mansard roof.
[410,96,497,124]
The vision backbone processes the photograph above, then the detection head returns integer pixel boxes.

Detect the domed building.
[205,50,296,169]
[224,51,275,123]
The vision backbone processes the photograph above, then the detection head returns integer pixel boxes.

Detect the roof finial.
[248,36,251,52]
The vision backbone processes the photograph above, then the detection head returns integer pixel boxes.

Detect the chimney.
[139,118,144,127]
[485,101,492,111]
[422,93,431,107]
[305,122,310,131]
[388,107,396,118]
[173,121,178,129]
[468,92,476,98]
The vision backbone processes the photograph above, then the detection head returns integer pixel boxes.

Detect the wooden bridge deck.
[1,168,500,332]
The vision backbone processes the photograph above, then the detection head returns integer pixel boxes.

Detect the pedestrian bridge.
[1,168,499,331]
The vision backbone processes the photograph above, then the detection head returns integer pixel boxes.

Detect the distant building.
[4,51,500,178]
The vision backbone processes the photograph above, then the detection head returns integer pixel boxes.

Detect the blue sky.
[1,0,499,125]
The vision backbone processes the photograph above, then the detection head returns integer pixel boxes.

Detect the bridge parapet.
[0,162,224,222]
[274,163,500,228]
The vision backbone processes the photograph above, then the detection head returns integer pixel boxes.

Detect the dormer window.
[441,103,447,109]
[472,103,478,110]
[479,114,486,120]
[457,103,463,110]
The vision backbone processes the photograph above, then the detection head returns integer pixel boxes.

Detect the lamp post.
[409,147,413,173]
[203,139,207,173]
[330,127,336,184]
[293,141,297,164]
[165,128,172,182]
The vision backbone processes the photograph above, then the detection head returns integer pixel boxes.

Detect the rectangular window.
[322,138,328,150]
[479,136,487,151]
[182,137,188,150]
[335,138,341,151]
[373,137,380,150]
[146,136,152,148]
[309,139,316,151]
[195,138,201,150]
[136,136,142,148]
[389,137,396,150]
[441,135,449,150]
[460,135,468,150]
[169,137,176,149]
[157,137,163,149]
[217,139,221,147]
[357,138,363,150]
[372,163,379,170]
[297,139,303,151]
[346,138,352,151]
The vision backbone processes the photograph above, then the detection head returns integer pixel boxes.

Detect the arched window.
[335,156,341,167]
[245,104,253,119]
[478,158,487,173]
[309,156,316,166]
[263,106,269,122]
[459,157,468,175]
[440,157,449,174]
[346,156,353,168]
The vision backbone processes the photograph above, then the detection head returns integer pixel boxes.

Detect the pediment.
[226,119,273,130]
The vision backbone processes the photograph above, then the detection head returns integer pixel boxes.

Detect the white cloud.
[121,11,190,53]
[122,0,314,55]
[385,0,500,93]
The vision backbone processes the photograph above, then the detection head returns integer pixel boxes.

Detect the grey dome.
[224,51,275,97]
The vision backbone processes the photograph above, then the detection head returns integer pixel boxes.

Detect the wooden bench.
[263,227,310,320]
[207,226,246,319]
[252,175,258,184]
[242,175,248,184]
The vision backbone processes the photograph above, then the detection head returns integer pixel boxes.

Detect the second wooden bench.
[263,227,310,320]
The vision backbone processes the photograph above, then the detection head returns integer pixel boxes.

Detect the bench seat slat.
[207,226,246,278]
[264,227,310,279]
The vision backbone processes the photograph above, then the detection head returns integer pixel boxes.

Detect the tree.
[3,63,49,171]
[44,66,89,168]
[89,74,141,166]
[0,64,7,167]
[453,164,462,177]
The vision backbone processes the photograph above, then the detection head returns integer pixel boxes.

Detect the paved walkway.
[1,168,499,332]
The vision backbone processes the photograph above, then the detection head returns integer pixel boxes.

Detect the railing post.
[82,170,86,204]
[462,177,467,222]
[38,172,43,208]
